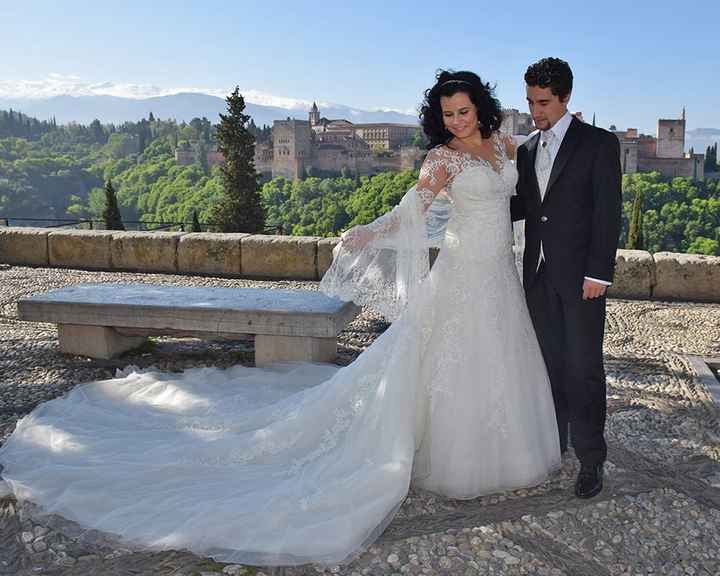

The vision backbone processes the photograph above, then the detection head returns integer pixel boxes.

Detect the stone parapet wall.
[652,252,720,302]
[1,227,719,302]
[607,250,655,300]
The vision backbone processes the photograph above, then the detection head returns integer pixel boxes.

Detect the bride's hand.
[341,225,374,250]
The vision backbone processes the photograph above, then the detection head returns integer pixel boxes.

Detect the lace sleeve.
[416,147,452,210]
[320,148,456,319]
[343,147,451,243]
[320,149,454,320]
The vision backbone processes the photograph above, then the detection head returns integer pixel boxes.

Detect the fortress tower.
[272,118,313,180]
[656,108,686,159]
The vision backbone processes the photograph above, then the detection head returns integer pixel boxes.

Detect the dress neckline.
[443,134,505,176]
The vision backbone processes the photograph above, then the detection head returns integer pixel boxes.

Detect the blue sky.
[1,0,718,132]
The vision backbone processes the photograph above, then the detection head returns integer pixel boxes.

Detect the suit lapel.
[525,131,542,206]
[543,117,581,204]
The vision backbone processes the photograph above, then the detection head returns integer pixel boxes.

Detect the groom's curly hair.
[525,57,573,101]
[419,70,503,149]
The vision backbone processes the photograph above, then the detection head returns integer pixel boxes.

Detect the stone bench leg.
[254,335,337,366]
[58,324,147,359]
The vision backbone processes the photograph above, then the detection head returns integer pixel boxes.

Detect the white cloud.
[240,89,318,110]
[0,74,220,100]
[0,75,320,110]
[0,75,417,116]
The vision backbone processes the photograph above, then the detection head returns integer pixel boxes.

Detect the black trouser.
[525,263,607,467]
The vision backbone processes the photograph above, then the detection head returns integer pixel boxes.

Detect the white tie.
[535,130,555,271]
[536,131,555,201]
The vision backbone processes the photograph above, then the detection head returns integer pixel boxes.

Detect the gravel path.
[1,266,719,575]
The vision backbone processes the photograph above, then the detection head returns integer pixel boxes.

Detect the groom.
[511,57,622,499]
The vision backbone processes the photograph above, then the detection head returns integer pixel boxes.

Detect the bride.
[0,70,560,566]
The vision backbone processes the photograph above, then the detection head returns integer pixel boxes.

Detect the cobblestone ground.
[1,266,719,576]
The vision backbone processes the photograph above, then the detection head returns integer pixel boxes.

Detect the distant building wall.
[313,146,354,174]
[637,156,705,179]
[353,124,417,151]
[502,109,534,136]
[400,147,426,171]
[206,151,224,168]
[612,129,640,174]
[620,141,639,174]
[254,142,273,176]
[272,119,312,180]
[657,118,685,158]
[639,136,657,158]
[174,143,224,170]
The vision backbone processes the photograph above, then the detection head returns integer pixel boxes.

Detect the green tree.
[626,187,644,249]
[191,210,202,232]
[687,236,719,255]
[410,128,427,149]
[89,119,106,144]
[346,170,418,227]
[705,143,718,173]
[103,179,125,230]
[621,172,720,254]
[209,87,265,233]
[198,140,209,174]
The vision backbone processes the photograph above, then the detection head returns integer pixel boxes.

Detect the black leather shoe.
[574,462,603,499]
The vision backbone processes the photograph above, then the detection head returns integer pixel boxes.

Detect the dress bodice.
[428,141,518,259]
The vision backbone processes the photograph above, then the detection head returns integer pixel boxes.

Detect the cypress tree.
[209,87,265,233]
[103,179,125,231]
[191,210,202,232]
[705,143,718,173]
[626,188,644,250]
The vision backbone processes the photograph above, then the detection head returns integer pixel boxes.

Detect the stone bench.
[17,284,359,366]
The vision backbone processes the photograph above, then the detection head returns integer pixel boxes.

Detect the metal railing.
[0,217,284,235]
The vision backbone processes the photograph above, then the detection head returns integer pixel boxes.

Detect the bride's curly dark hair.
[419,70,503,149]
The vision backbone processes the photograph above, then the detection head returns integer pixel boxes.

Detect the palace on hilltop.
[253,102,424,180]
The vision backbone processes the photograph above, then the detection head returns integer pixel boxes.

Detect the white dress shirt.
[534,111,611,287]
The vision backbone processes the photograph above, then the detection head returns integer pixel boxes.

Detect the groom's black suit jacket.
[510,117,623,296]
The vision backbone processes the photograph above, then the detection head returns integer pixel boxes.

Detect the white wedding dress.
[0,138,560,566]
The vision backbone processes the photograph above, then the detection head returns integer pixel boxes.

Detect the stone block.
[241,235,318,279]
[255,335,337,366]
[57,324,146,359]
[318,237,341,278]
[48,229,114,270]
[653,252,720,302]
[177,233,246,277]
[110,231,185,273]
[0,227,49,266]
[607,249,655,300]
